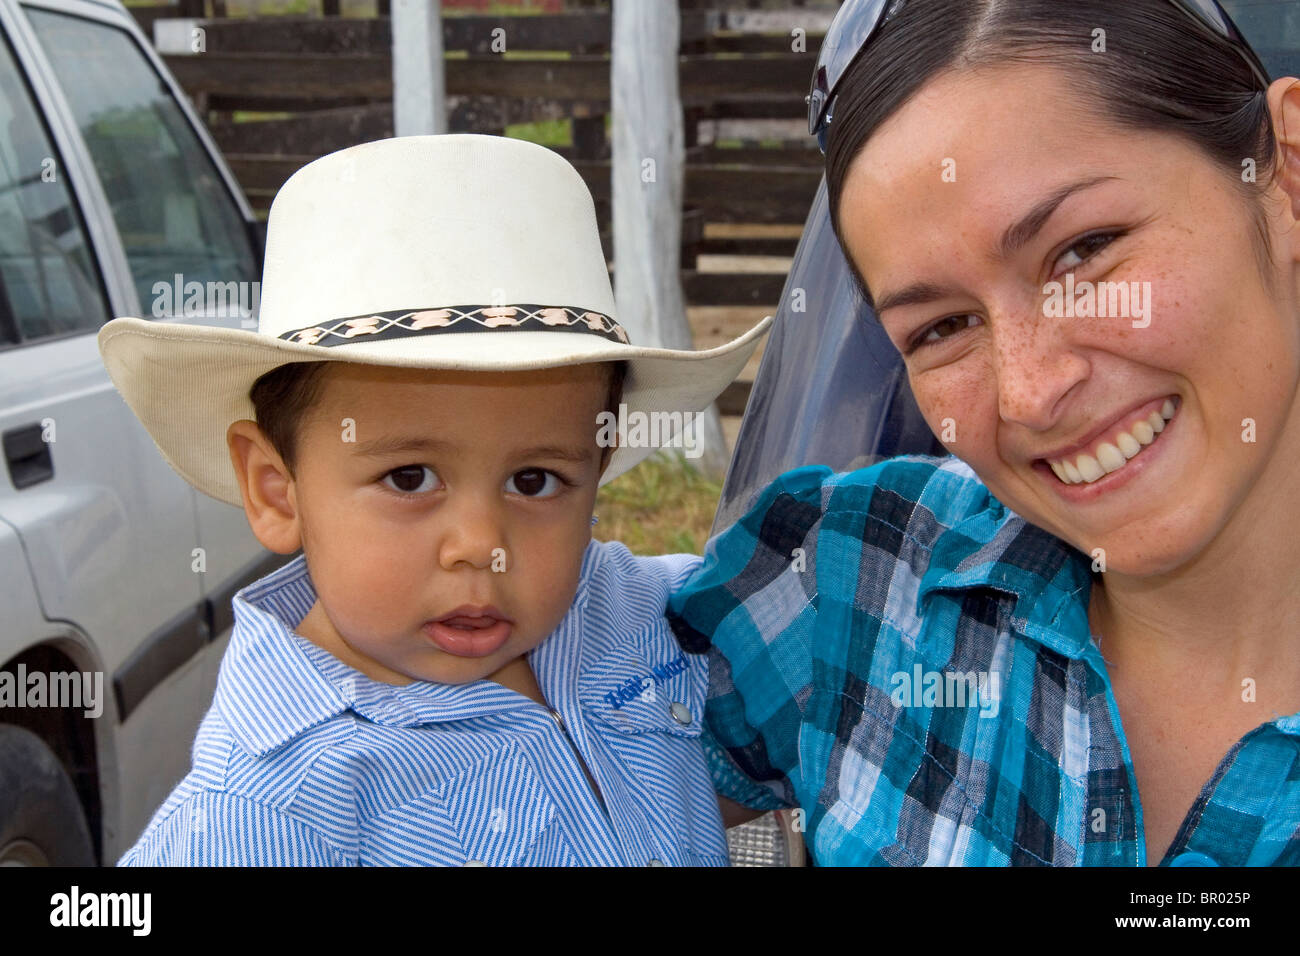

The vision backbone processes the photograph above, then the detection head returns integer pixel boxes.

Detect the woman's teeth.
[1047,399,1177,485]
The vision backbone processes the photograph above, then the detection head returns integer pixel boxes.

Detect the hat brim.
[97,315,772,508]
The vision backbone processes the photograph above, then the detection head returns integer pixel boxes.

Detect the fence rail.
[136,3,832,308]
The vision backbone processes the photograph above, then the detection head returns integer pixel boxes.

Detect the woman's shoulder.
[741,454,1004,532]
[669,455,1015,648]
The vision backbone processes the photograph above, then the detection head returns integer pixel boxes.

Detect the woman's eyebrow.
[996,175,1119,260]
[873,175,1120,315]
[874,280,957,315]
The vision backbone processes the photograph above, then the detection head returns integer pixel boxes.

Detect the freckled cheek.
[1152,267,1270,347]
[909,364,999,459]
[1110,283,1271,403]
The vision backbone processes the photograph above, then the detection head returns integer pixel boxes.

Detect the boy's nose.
[437,497,506,572]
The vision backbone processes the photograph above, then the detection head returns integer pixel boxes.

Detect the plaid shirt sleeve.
[667,455,1300,866]
[668,466,829,811]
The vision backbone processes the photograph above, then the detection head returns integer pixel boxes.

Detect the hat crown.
[257,134,616,340]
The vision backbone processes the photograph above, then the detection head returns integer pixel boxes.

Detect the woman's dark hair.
[249,359,628,478]
[825,0,1279,309]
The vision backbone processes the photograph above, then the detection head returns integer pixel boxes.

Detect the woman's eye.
[1056,232,1117,273]
[506,468,562,498]
[381,465,440,495]
[915,314,980,349]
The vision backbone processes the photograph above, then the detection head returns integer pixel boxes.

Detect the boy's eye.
[382,465,440,494]
[506,468,561,498]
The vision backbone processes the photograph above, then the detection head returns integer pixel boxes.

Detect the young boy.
[98,134,770,865]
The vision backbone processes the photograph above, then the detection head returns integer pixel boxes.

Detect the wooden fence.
[130,1,831,309]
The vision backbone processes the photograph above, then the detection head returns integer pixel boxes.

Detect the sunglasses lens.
[809,0,1265,143]
[1172,0,1270,85]
[1174,0,1233,35]
[808,0,894,135]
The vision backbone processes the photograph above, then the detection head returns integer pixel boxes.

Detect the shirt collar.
[1272,713,1300,737]
[910,470,1300,734]
[916,495,1097,661]
[216,542,602,757]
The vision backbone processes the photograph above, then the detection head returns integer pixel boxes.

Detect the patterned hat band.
[277,304,630,347]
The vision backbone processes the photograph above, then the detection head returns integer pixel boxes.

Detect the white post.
[392,0,447,137]
[612,0,729,476]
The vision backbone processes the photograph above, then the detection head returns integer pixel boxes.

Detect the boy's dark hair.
[248,359,629,479]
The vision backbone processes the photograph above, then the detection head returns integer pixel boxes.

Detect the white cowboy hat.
[97,134,771,508]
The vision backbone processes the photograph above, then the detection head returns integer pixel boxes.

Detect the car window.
[25,9,257,319]
[0,31,109,344]
[1225,0,1300,79]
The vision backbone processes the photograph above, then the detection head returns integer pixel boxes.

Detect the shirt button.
[464,860,488,867]
[646,858,666,866]
[1169,851,1219,867]
[670,702,692,725]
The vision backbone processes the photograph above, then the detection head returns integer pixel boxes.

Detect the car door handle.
[3,422,54,489]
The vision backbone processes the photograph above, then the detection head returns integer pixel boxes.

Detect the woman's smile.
[1032,395,1181,500]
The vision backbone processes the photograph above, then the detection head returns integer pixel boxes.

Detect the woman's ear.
[226,419,304,555]
[1267,77,1300,226]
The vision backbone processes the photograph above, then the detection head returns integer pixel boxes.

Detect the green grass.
[593,454,723,556]
[230,111,294,122]
[226,0,313,14]
[452,3,561,14]
[505,118,572,147]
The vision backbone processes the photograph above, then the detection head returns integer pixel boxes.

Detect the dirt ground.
[689,222,796,449]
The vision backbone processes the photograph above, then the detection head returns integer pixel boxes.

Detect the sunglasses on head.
[807,0,1273,154]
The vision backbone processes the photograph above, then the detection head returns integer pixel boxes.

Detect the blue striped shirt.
[118,539,728,866]
[669,456,1300,866]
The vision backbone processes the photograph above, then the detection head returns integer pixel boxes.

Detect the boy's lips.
[423,606,512,658]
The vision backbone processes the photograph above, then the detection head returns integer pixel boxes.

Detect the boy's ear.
[226,420,304,554]
[596,429,618,480]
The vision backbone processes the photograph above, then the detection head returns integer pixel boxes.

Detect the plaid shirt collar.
[916,481,1300,745]
[925,497,1300,749]
[918,494,1097,662]
[217,542,604,756]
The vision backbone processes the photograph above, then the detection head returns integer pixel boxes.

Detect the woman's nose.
[991,303,1091,430]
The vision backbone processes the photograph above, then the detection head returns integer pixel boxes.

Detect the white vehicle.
[0,0,280,865]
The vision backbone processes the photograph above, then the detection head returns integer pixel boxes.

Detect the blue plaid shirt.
[667,456,1300,866]
[119,540,727,866]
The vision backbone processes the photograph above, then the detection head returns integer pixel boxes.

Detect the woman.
[668,0,1300,865]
